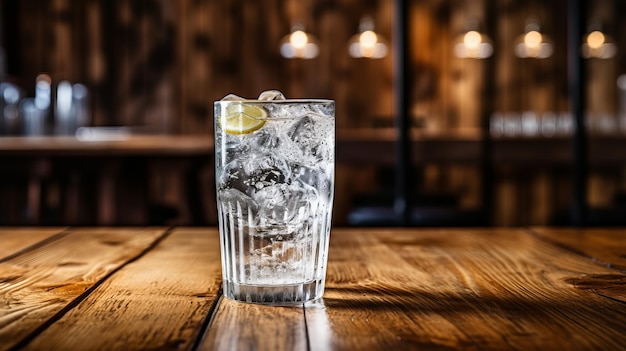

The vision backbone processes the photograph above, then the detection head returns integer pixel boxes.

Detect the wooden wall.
[6,0,394,133]
[7,0,624,132]
[3,0,626,226]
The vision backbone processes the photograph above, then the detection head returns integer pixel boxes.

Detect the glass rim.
[214,99,334,104]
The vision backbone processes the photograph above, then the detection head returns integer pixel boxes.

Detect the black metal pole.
[568,0,588,226]
[393,0,411,226]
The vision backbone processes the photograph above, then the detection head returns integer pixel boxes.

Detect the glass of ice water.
[214,91,335,304]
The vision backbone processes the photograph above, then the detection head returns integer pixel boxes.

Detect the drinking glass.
[214,98,335,304]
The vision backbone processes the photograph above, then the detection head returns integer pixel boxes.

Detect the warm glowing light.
[514,20,553,59]
[524,31,542,48]
[582,30,616,59]
[463,31,482,49]
[280,26,319,59]
[348,17,388,59]
[359,30,378,48]
[454,28,493,59]
[290,30,308,49]
[587,31,605,49]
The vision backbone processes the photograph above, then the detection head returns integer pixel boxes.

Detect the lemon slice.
[220,104,268,134]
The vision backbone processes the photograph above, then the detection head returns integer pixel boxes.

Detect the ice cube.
[221,93,246,101]
[218,159,248,193]
[254,184,291,225]
[309,103,334,119]
[287,116,322,162]
[289,181,320,214]
[242,155,290,183]
[288,115,316,143]
[293,113,335,162]
[253,128,281,151]
[296,166,331,196]
[254,183,318,226]
[219,155,290,196]
[258,90,286,101]
[251,167,286,191]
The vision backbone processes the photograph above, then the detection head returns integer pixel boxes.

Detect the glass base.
[222,279,324,305]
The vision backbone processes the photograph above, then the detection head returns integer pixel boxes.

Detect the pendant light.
[348,16,389,59]
[581,24,616,59]
[280,24,320,59]
[514,19,553,59]
[453,20,493,59]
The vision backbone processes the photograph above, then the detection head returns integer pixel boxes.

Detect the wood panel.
[10,0,394,133]
[10,0,622,133]
[527,227,626,313]
[303,228,626,350]
[23,227,221,351]
[530,227,626,272]
[0,228,66,259]
[198,298,307,351]
[0,227,167,351]
[2,227,626,350]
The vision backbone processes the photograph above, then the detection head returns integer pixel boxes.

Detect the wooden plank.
[0,227,168,351]
[304,228,626,350]
[529,227,626,272]
[197,298,307,351]
[530,227,626,304]
[0,228,67,259]
[22,227,222,351]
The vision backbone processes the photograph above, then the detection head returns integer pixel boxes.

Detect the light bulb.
[359,30,378,48]
[348,17,388,59]
[582,29,616,59]
[524,31,542,49]
[587,31,605,50]
[514,20,553,59]
[280,25,319,59]
[290,30,309,49]
[454,28,493,59]
[463,31,482,49]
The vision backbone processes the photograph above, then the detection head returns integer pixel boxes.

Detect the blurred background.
[0,0,625,227]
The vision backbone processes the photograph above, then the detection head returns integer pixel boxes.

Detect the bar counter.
[0,135,214,225]
[1,129,624,163]
[1,227,625,350]
[2,132,625,226]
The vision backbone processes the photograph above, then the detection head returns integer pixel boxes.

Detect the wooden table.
[2,227,626,350]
